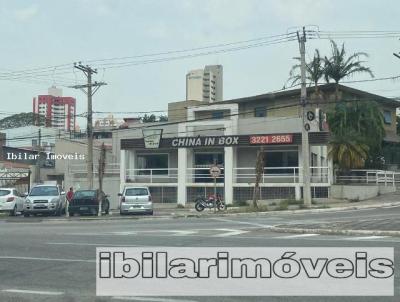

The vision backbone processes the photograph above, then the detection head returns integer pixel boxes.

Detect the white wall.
[331,185,396,201]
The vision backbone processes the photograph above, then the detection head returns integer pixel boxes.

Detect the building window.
[254,106,267,117]
[383,110,392,124]
[212,111,224,119]
[137,154,168,175]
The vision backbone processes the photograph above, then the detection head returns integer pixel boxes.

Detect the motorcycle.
[195,194,225,212]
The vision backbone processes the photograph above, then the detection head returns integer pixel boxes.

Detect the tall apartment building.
[32,86,76,131]
[186,65,223,102]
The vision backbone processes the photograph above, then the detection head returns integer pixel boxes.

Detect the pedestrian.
[66,187,74,217]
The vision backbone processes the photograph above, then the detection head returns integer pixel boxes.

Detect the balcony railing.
[335,169,400,186]
[186,167,225,183]
[69,163,120,176]
[234,167,329,184]
[121,166,330,184]
[126,168,178,183]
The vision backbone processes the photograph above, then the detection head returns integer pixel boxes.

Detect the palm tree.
[324,40,374,99]
[327,101,385,169]
[287,49,326,103]
[328,132,369,170]
[287,49,325,92]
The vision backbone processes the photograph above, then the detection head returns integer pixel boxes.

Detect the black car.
[68,189,110,216]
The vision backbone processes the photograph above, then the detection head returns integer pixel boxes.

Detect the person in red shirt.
[66,187,74,217]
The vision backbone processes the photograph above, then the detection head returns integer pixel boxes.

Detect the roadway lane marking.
[213,229,250,237]
[112,297,198,302]
[211,217,276,228]
[275,233,319,239]
[148,230,198,236]
[2,289,64,296]
[46,242,141,247]
[345,236,388,241]
[70,230,199,237]
[0,256,94,263]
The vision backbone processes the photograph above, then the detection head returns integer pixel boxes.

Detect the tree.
[97,143,106,216]
[397,116,400,135]
[328,132,369,170]
[252,147,264,209]
[327,101,385,169]
[142,114,156,123]
[0,112,46,129]
[159,115,168,122]
[287,49,325,90]
[324,40,374,99]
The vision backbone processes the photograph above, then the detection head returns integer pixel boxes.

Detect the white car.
[118,186,153,215]
[0,188,25,216]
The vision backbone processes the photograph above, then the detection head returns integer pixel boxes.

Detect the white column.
[295,185,302,201]
[316,146,322,182]
[128,150,136,181]
[177,148,187,206]
[327,151,334,185]
[297,146,303,182]
[224,146,233,205]
[119,150,126,194]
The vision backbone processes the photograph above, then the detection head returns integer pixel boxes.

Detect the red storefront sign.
[249,134,293,145]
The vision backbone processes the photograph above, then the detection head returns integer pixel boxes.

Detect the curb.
[3,201,399,223]
[270,226,400,237]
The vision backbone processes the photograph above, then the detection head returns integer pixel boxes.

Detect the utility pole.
[35,128,41,183]
[298,27,312,208]
[71,63,107,189]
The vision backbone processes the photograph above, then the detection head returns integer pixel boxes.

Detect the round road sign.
[209,165,221,178]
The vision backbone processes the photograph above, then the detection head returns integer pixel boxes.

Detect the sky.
[0,0,399,127]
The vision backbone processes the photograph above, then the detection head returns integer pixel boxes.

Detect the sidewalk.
[150,193,400,217]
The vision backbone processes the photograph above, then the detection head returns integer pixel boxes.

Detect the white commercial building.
[114,85,351,206]
[186,65,223,103]
[64,84,400,208]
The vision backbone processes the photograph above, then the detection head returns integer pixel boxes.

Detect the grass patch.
[313,204,330,209]
[245,205,269,212]
[227,204,268,213]
[176,204,185,209]
[274,199,302,211]
[286,199,303,205]
[230,200,248,207]
[275,200,289,211]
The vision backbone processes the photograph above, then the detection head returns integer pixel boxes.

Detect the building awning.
[121,132,330,150]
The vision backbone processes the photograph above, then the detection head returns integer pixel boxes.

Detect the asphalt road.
[0,206,400,302]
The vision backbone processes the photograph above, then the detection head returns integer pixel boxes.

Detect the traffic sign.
[209,165,221,178]
[306,111,315,121]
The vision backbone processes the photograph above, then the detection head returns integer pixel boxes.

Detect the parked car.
[23,184,66,217]
[68,189,110,216]
[0,188,25,216]
[119,186,153,215]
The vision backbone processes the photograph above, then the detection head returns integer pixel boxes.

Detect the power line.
[92,36,298,70]
[83,33,296,64]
